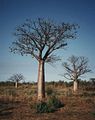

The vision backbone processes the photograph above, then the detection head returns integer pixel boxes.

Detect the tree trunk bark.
[37,60,45,100]
[15,81,18,88]
[73,80,78,92]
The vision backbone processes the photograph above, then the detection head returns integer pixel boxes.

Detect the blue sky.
[0,0,95,82]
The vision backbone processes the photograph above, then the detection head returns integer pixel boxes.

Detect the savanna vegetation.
[0,80,95,120]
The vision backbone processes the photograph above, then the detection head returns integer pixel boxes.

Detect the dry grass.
[0,84,95,120]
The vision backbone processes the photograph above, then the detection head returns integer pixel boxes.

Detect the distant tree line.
[0,79,95,88]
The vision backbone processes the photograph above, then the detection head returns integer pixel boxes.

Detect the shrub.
[92,112,95,116]
[35,101,52,113]
[48,96,64,109]
[34,96,64,113]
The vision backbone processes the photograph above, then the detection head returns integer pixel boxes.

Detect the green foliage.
[34,96,64,113]
[35,101,52,113]
[47,96,64,109]
[92,112,95,116]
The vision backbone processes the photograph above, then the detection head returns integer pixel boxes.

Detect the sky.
[0,0,95,82]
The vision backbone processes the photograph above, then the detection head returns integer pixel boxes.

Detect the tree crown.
[62,55,91,81]
[10,18,79,63]
[8,74,24,82]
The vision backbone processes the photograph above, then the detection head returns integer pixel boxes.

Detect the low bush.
[34,96,64,113]
[92,112,95,116]
[35,101,52,113]
[47,96,64,109]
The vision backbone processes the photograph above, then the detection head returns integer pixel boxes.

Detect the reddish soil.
[0,96,95,120]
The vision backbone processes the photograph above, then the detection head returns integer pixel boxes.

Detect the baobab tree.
[62,55,91,92]
[9,18,78,100]
[8,74,24,88]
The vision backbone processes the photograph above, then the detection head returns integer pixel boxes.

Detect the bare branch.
[45,54,61,63]
[10,18,79,63]
[8,74,24,82]
[62,55,91,81]
[64,73,73,80]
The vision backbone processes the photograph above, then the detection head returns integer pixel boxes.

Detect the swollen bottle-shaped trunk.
[73,80,78,92]
[15,81,18,88]
[37,60,45,100]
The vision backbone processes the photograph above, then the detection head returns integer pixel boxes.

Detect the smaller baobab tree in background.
[62,55,91,92]
[8,74,24,88]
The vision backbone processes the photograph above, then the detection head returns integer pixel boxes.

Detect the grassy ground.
[0,84,95,120]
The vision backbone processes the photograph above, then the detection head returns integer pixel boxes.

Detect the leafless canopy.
[8,74,24,82]
[62,55,91,81]
[10,18,78,63]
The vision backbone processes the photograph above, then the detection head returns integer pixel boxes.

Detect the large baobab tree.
[10,18,78,100]
[62,55,91,92]
[8,74,24,88]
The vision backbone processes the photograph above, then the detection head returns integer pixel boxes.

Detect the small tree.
[9,18,78,100]
[62,55,91,92]
[8,74,24,88]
